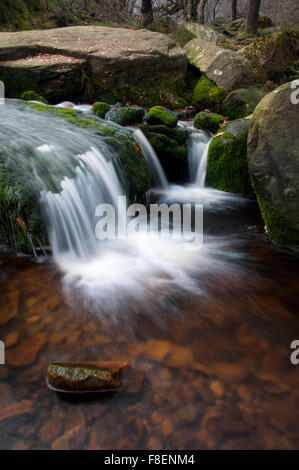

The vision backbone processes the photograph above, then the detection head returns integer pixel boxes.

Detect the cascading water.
[0,101,245,318]
[159,122,244,208]
[188,131,212,187]
[133,129,168,190]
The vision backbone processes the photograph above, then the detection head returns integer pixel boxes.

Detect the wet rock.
[92,102,110,118]
[0,383,13,405]
[0,26,187,106]
[0,399,34,422]
[147,436,163,450]
[167,345,194,369]
[39,417,63,445]
[209,361,248,383]
[64,409,86,432]
[47,361,128,393]
[179,22,220,45]
[221,88,266,118]
[106,106,145,126]
[51,425,85,450]
[209,380,225,398]
[194,111,226,134]
[192,76,226,112]
[6,334,46,367]
[161,417,174,437]
[0,289,19,325]
[248,82,299,248]
[145,106,178,127]
[124,368,144,394]
[184,38,251,91]
[4,330,20,348]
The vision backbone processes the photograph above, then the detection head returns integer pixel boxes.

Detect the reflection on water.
[0,203,299,450]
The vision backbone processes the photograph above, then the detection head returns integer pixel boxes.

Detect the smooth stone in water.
[47,361,129,393]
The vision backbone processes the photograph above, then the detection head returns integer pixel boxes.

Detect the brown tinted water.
[0,205,299,450]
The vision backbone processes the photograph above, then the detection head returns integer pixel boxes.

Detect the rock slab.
[47,361,129,392]
[184,38,250,91]
[248,82,299,247]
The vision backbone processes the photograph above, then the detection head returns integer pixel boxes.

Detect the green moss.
[141,125,188,182]
[21,90,48,104]
[206,119,254,195]
[24,101,77,117]
[145,106,178,127]
[90,74,188,110]
[255,193,299,247]
[92,102,110,118]
[194,112,226,134]
[0,100,152,251]
[192,76,226,110]
[140,125,189,145]
[0,166,46,250]
[104,134,151,202]
[106,107,145,126]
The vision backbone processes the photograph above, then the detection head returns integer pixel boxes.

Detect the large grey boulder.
[179,22,220,44]
[0,26,187,105]
[248,82,299,248]
[184,38,251,91]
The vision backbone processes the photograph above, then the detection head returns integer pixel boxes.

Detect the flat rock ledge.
[0,26,187,104]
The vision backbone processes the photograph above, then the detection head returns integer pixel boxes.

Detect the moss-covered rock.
[221,88,266,118]
[248,83,299,249]
[145,106,179,127]
[171,22,196,47]
[92,102,110,118]
[194,112,226,134]
[21,90,48,104]
[140,124,189,182]
[226,15,274,34]
[0,26,188,107]
[206,117,254,195]
[184,38,251,91]
[0,166,46,251]
[106,106,145,126]
[192,76,226,110]
[239,28,299,84]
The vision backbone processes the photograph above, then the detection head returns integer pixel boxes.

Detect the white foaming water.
[0,101,246,318]
[133,129,168,190]
[156,122,246,208]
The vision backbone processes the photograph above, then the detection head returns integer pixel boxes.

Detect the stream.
[0,101,299,450]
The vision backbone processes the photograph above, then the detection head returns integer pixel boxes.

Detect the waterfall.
[133,129,168,190]
[0,101,124,260]
[188,131,212,187]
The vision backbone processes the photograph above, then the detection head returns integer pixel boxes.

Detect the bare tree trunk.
[198,0,208,25]
[141,0,153,27]
[246,0,261,35]
[186,0,199,21]
[231,0,237,21]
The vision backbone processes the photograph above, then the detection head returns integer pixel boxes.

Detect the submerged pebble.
[47,361,129,393]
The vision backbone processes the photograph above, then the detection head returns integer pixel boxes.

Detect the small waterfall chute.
[133,129,168,190]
